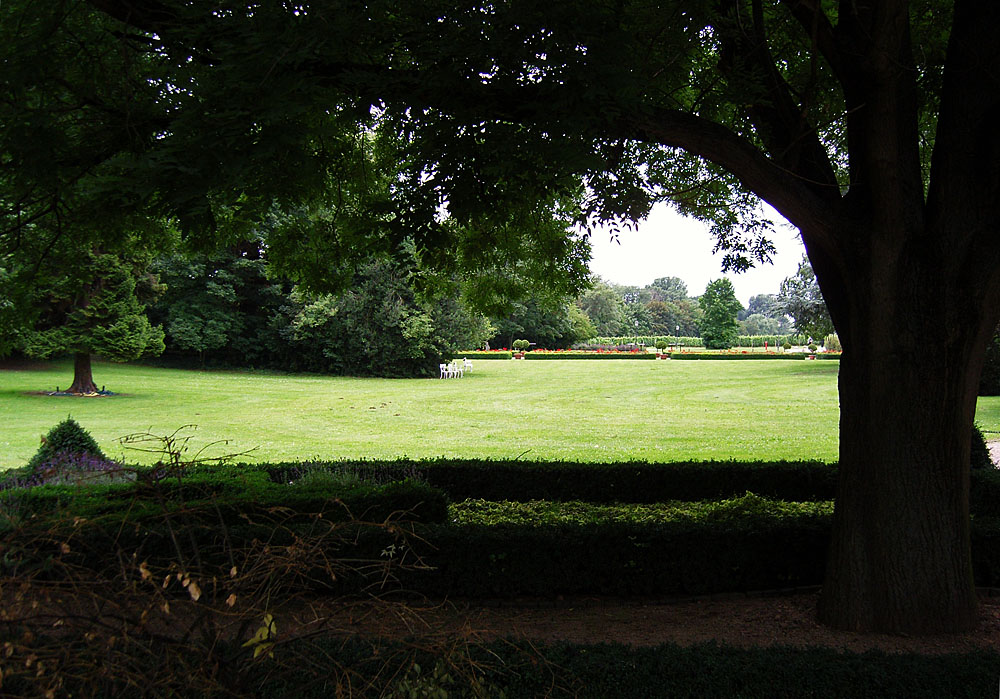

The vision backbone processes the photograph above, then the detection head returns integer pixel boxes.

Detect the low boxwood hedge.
[263,459,1000,515]
[669,352,842,360]
[414,506,831,598]
[524,351,657,360]
[262,458,841,504]
[487,642,1000,699]
[2,470,449,525]
[7,461,1000,599]
[452,351,511,359]
[5,635,996,698]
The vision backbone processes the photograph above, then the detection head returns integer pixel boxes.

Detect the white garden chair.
[450,361,464,378]
[463,357,473,372]
[439,363,450,379]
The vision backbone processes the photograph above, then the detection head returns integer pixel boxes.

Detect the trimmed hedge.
[6,636,997,698]
[262,458,839,503]
[262,458,1000,515]
[447,494,834,526]
[669,351,841,360]
[3,468,449,525]
[489,642,1000,699]
[407,511,1000,599]
[526,351,656,360]
[453,351,511,359]
[736,333,810,347]
[7,461,1000,599]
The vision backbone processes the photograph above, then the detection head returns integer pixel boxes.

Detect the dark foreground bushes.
[7,461,1000,598]
[263,457,1000,512]
[263,457,841,503]
[4,634,998,698]
[4,459,1000,697]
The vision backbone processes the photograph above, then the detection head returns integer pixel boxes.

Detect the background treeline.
[139,253,847,370]
[146,246,493,378]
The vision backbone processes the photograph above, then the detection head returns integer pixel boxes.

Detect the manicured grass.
[2,357,996,469]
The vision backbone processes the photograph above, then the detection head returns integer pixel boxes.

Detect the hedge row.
[3,470,449,524]
[260,458,1000,515]
[589,335,704,346]
[407,513,1000,597]
[7,636,996,698]
[736,333,811,347]
[452,351,658,360]
[9,479,1000,597]
[11,499,1000,598]
[669,351,841,360]
[486,642,1000,699]
[452,350,511,359]
[19,457,989,519]
[523,351,656,360]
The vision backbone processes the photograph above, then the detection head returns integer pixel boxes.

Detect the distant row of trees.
[498,254,836,351]
[2,238,838,384]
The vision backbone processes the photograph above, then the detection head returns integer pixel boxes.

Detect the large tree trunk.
[67,352,99,394]
[813,222,999,632]
[818,349,980,632]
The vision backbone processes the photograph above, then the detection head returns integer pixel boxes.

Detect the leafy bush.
[26,417,107,472]
[512,339,530,351]
[808,343,818,352]
[824,333,842,352]
[782,341,792,350]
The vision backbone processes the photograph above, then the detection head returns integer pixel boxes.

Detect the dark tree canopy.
[4,0,1000,633]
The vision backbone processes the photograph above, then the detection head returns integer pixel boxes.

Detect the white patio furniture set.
[439,357,473,378]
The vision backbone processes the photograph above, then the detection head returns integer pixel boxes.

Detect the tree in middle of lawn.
[15,248,165,393]
[698,279,743,350]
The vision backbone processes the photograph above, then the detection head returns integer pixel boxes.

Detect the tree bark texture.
[819,337,981,632]
[812,0,1000,633]
[67,352,99,394]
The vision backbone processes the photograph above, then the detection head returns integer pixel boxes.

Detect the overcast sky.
[584,203,805,306]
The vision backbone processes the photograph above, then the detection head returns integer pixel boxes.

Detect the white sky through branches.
[585,203,805,306]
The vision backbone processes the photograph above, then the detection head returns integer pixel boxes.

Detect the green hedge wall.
[487,642,1000,699]
[669,352,841,360]
[408,458,839,503]
[526,351,657,360]
[413,517,830,597]
[4,472,450,525]
[8,461,1000,599]
[260,458,1000,514]
[590,335,704,346]
[7,636,997,698]
[453,351,511,359]
[406,512,1000,598]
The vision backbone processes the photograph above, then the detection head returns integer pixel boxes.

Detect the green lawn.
[2,358,998,469]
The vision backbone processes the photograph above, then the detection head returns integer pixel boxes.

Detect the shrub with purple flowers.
[26,417,107,473]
